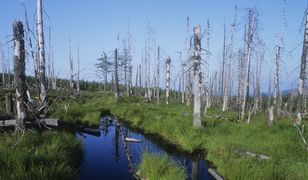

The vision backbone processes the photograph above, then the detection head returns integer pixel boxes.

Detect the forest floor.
[51,91,308,180]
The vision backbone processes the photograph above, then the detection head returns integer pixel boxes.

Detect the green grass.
[138,152,185,180]
[0,131,82,180]
[52,92,308,179]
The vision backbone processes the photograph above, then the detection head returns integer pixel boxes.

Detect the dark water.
[78,116,212,180]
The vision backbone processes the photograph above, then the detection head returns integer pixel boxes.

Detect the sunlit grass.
[139,152,186,180]
[0,131,82,180]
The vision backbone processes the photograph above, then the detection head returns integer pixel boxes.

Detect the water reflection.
[78,116,213,180]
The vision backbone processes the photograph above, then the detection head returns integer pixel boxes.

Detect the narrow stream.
[77,116,213,180]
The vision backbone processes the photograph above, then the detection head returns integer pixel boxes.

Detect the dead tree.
[193,25,202,128]
[1,48,5,86]
[51,47,56,89]
[181,62,185,103]
[221,22,226,98]
[204,19,211,111]
[185,17,193,106]
[77,44,80,91]
[273,46,281,116]
[253,47,264,113]
[48,27,51,89]
[126,31,132,96]
[5,94,13,115]
[13,21,28,133]
[22,1,40,92]
[240,9,256,121]
[37,0,48,106]
[114,49,119,100]
[296,9,308,125]
[68,37,74,89]
[156,46,160,103]
[223,6,237,112]
[165,57,171,104]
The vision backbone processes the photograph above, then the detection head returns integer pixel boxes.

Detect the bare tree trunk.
[77,44,80,92]
[223,7,237,112]
[165,57,171,104]
[37,0,47,105]
[114,49,119,100]
[127,32,132,96]
[241,9,255,121]
[156,46,160,103]
[221,23,226,98]
[51,47,56,89]
[185,17,192,107]
[6,94,13,115]
[68,36,74,89]
[268,106,274,127]
[48,27,51,89]
[13,21,27,133]
[204,19,211,111]
[1,49,5,86]
[22,2,40,93]
[296,10,308,125]
[273,46,281,117]
[181,62,185,104]
[193,25,202,128]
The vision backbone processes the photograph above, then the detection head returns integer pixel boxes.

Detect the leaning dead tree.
[296,8,308,125]
[193,25,202,128]
[165,57,171,104]
[13,21,28,134]
[37,0,48,107]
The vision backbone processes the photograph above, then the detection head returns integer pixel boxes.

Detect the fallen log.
[0,119,16,127]
[208,168,224,180]
[79,127,101,137]
[234,149,271,160]
[125,137,142,143]
[0,118,58,127]
[40,119,58,126]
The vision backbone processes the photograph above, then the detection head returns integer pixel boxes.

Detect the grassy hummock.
[52,92,308,179]
[138,152,185,180]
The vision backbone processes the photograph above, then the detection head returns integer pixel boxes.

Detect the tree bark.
[37,0,48,105]
[241,9,255,121]
[296,10,308,125]
[165,57,171,104]
[156,46,160,103]
[77,44,80,91]
[193,25,202,128]
[13,21,27,133]
[114,49,119,100]
[5,94,13,115]
[68,36,74,89]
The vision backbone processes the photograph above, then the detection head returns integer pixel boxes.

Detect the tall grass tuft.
[139,152,185,180]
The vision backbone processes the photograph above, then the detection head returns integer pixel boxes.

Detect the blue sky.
[0,0,307,91]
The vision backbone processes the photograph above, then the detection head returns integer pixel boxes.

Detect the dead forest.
[1,0,308,179]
